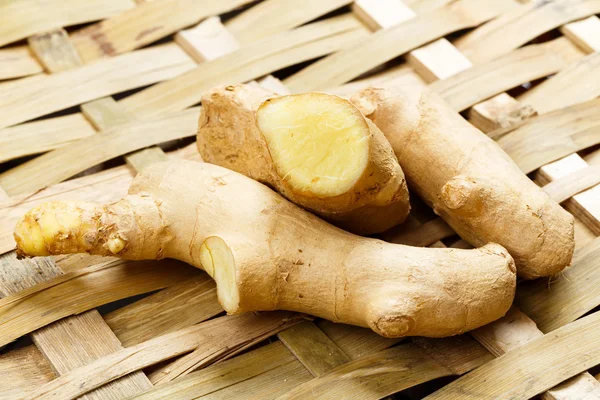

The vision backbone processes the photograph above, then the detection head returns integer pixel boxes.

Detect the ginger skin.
[197,84,410,235]
[351,85,574,279]
[14,161,516,338]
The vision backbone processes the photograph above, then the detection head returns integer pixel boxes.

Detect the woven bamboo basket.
[1,0,600,398]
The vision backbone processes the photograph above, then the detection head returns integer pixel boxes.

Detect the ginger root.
[197,84,410,235]
[14,160,516,338]
[351,85,574,279]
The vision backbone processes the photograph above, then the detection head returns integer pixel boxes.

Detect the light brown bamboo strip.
[424,310,600,400]
[0,259,198,347]
[317,320,401,360]
[412,335,494,376]
[470,93,537,133]
[353,0,416,31]
[279,339,491,400]
[561,16,600,52]
[193,354,312,399]
[175,17,241,63]
[497,98,600,174]
[70,0,255,62]
[283,0,518,91]
[147,318,295,385]
[80,97,132,131]
[0,43,195,129]
[0,253,153,399]
[405,0,453,14]
[0,0,135,48]
[27,312,303,400]
[518,236,600,332]
[121,15,368,117]
[381,217,454,247]
[431,38,584,112]
[0,114,96,163]
[0,345,56,400]
[0,107,199,196]
[129,342,308,400]
[455,0,600,64]
[105,275,221,347]
[518,51,600,114]
[28,29,83,73]
[0,46,43,80]
[543,164,600,204]
[278,321,351,377]
[226,0,353,44]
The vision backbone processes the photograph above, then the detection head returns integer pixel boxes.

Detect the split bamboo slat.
[2,0,600,398]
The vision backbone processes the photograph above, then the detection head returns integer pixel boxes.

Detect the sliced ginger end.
[256,93,370,197]
[199,236,240,313]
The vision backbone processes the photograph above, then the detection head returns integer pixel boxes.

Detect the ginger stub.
[197,85,410,235]
[14,161,516,338]
[351,85,574,279]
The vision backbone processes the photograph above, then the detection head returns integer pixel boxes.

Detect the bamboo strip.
[28,29,83,73]
[279,339,491,400]
[542,164,600,203]
[0,345,56,400]
[381,217,455,247]
[283,0,518,91]
[455,0,600,63]
[129,342,309,400]
[0,46,43,80]
[518,237,600,332]
[497,98,600,174]
[430,38,583,112]
[517,51,600,114]
[278,321,350,377]
[192,353,311,399]
[0,114,96,163]
[561,16,600,52]
[226,0,353,44]
[0,0,135,47]
[0,43,195,129]
[105,276,221,347]
[0,259,198,347]
[27,312,303,400]
[317,320,401,360]
[0,108,199,196]
[424,310,600,400]
[175,17,241,63]
[121,15,369,117]
[70,0,256,62]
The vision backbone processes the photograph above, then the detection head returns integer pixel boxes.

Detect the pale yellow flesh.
[257,93,370,197]
[199,236,240,313]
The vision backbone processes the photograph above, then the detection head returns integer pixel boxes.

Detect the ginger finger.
[351,84,574,279]
[14,160,515,338]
